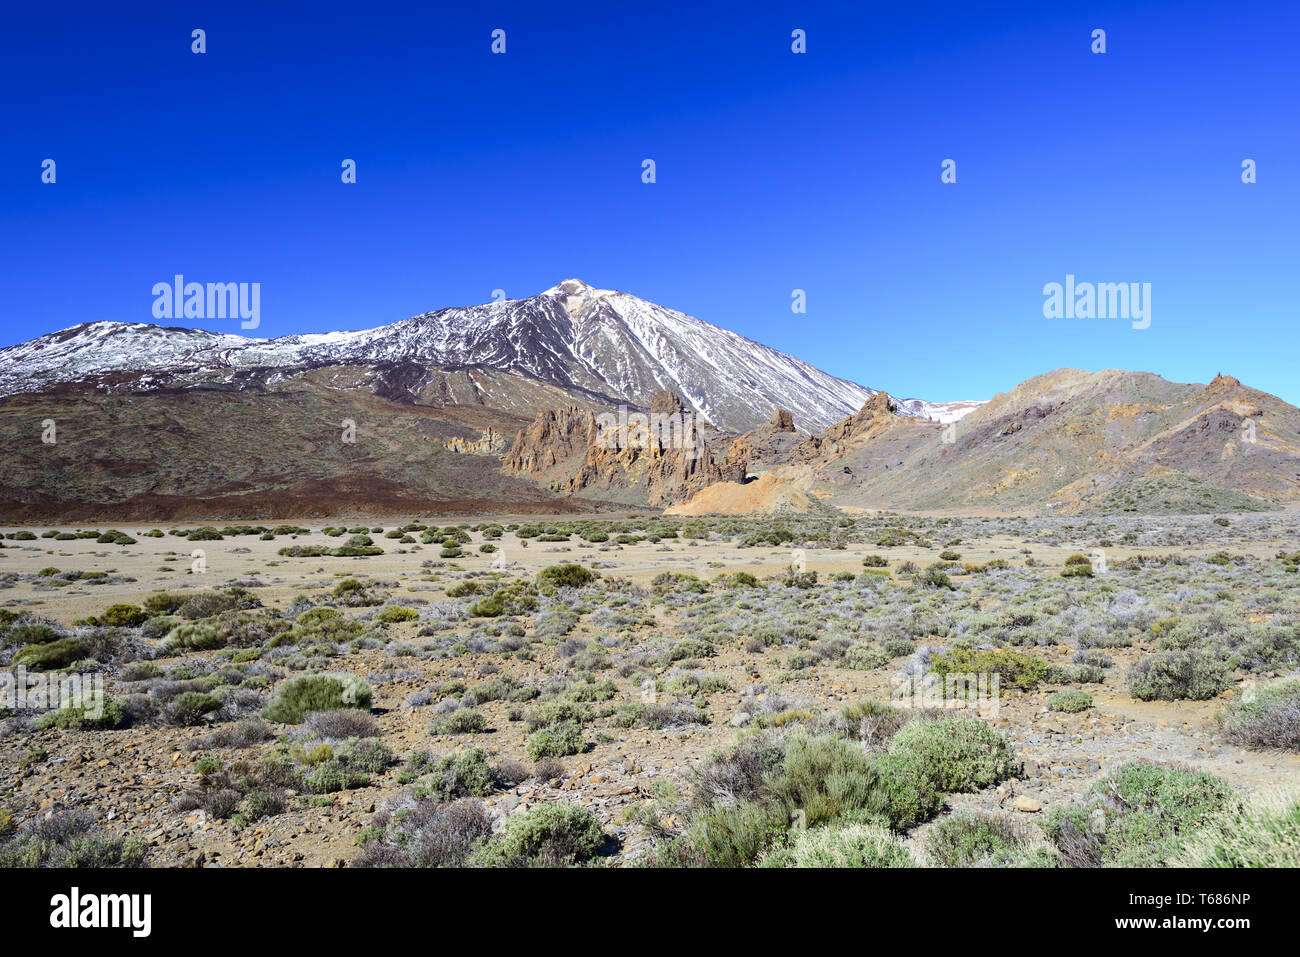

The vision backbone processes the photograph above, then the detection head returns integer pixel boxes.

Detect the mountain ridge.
[667,368,1300,516]
[0,279,963,434]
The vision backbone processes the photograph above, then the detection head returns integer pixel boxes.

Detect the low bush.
[471,802,603,867]
[14,636,87,670]
[262,674,372,724]
[33,698,129,731]
[96,604,148,627]
[1170,793,1300,867]
[1128,650,1233,701]
[355,797,492,867]
[162,692,224,727]
[883,718,1018,794]
[0,811,147,867]
[526,720,584,759]
[1043,761,1239,867]
[434,708,487,735]
[536,564,599,589]
[374,606,418,624]
[425,749,495,799]
[758,820,915,868]
[684,800,787,868]
[1218,679,1300,751]
[925,811,1041,867]
[929,647,1048,691]
[1047,689,1093,713]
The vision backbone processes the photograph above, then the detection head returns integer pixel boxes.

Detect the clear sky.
[2,0,1296,405]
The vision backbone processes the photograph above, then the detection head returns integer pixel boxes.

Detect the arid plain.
[3,509,1299,868]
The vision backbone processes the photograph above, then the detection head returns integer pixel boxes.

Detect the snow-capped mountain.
[897,397,986,424]
[0,279,940,432]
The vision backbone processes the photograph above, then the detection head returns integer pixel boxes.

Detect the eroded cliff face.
[502,408,595,473]
[502,391,746,506]
[443,428,509,455]
[722,407,804,470]
[790,392,907,464]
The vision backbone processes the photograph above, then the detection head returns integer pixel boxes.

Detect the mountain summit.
[0,281,927,433]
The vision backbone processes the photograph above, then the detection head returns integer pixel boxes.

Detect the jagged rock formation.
[790,392,914,464]
[770,408,795,431]
[723,407,804,470]
[501,408,594,473]
[442,428,508,455]
[503,390,746,506]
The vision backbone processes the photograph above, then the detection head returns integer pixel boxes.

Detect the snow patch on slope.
[0,281,964,433]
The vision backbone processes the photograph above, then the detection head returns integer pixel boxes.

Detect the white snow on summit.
[0,281,971,433]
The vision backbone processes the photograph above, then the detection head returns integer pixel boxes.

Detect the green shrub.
[434,708,487,735]
[1057,552,1092,576]
[840,699,908,746]
[330,578,383,604]
[524,700,590,732]
[96,530,136,545]
[278,544,330,557]
[468,581,538,617]
[97,604,147,627]
[163,692,224,727]
[526,720,584,759]
[4,622,63,646]
[1047,689,1093,713]
[303,762,370,794]
[758,821,916,868]
[765,732,887,828]
[142,591,187,615]
[472,802,603,867]
[1043,761,1239,867]
[536,564,599,589]
[717,571,760,588]
[872,755,946,829]
[1217,679,1300,751]
[685,800,787,868]
[505,802,604,864]
[446,581,488,598]
[374,606,418,624]
[925,811,1039,867]
[33,698,128,731]
[426,749,495,799]
[14,636,87,670]
[262,674,371,724]
[162,610,288,652]
[176,587,261,620]
[1170,793,1300,867]
[918,567,955,590]
[929,647,1048,691]
[1128,650,1232,701]
[0,812,147,867]
[1046,663,1106,685]
[885,718,1018,793]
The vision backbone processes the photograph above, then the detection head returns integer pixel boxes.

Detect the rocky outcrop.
[791,391,908,463]
[443,428,508,455]
[502,407,595,472]
[723,407,804,469]
[770,408,795,431]
[503,391,746,506]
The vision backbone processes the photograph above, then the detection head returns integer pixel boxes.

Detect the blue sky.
[2,0,1296,405]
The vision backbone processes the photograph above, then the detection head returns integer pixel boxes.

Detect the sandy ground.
[3,518,1299,867]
